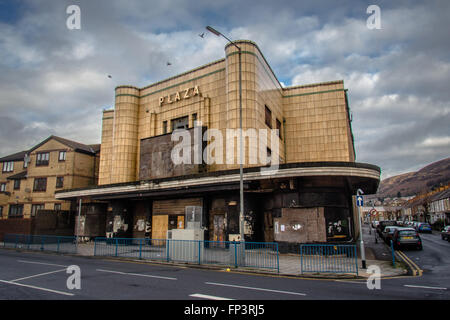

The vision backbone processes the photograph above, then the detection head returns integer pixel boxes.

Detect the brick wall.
[0,218,34,241]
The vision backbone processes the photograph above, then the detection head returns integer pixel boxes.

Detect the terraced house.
[56,40,380,251]
[0,136,100,239]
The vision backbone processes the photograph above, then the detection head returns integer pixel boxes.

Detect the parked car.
[441,226,450,241]
[416,222,432,233]
[392,227,422,250]
[376,220,397,236]
[382,226,401,243]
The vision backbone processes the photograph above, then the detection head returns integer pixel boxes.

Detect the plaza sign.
[159,86,200,106]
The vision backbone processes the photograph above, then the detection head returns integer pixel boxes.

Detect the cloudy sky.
[0,0,449,179]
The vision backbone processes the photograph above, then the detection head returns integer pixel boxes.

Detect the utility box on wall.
[166,205,204,262]
[167,229,204,263]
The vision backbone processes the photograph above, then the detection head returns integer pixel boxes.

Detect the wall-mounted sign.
[159,86,200,106]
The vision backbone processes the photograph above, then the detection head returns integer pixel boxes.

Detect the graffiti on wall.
[327,219,349,238]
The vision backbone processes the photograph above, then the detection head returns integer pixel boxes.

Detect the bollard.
[198,241,201,265]
[390,240,396,267]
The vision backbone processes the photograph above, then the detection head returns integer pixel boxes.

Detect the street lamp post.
[206,26,244,243]
[76,198,82,247]
[357,189,367,269]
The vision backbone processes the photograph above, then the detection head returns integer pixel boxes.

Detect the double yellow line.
[396,251,423,276]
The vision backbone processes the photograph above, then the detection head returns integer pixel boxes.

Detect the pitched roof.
[0,136,99,162]
[429,189,450,202]
[0,150,28,162]
[88,144,101,153]
[6,171,27,180]
[28,135,98,155]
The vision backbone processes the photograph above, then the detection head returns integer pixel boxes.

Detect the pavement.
[1,224,408,280]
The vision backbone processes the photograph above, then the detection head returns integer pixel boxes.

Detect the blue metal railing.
[3,233,77,254]
[299,244,358,275]
[94,237,279,272]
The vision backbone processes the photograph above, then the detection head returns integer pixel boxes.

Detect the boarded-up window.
[265,105,272,128]
[171,116,189,131]
[276,118,282,139]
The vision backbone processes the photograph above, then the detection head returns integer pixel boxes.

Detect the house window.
[31,204,45,217]
[13,179,20,190]
[162,121,168,134]
[265,105,272,128]
[58,151,66,161]
[276,118,282,139]
[8,204,24,218]
[0,206,3,218]
[23,153,29,168]
[33,177,47,192]
[171,116,189,131]
[36,152,49,166]
[54,203,62,211]
[0,183,6,192]
[56,176,64,188]
[2,161,14,172]
[192,113,198,127]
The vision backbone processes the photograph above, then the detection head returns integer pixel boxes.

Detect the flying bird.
[107,75,112,78]
[199,33,205,38]
[167,62,172,66]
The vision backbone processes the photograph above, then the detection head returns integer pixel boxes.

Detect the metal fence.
[3,233,77,254]
[299,244,358,275]
[94,237,279,272]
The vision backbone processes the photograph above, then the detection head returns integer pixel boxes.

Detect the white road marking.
[404,285,447,290]
[0,279,74,296]
[335,280,367,284]
[17,260,68,268]
[96,269,177,281]
[189,293,234,300]
[11,269,67,282]
[205,282,307,296]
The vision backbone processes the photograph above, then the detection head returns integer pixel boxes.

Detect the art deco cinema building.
[57,40,380,251]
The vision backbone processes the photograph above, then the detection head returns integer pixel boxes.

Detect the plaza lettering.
[159,86,200,106]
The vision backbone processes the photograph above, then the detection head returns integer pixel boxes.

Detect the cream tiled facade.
[99,40,355,185]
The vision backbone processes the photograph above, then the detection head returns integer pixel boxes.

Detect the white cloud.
[0,0,448,181]
[420,136,450,148]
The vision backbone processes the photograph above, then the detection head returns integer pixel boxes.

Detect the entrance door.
[213,215,225,242]
[177,215,185,229]
[152,215,168,240]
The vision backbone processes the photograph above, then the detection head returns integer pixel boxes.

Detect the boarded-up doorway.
[274,207,326,243]
[213,215,225,242]
[152,215,168,240]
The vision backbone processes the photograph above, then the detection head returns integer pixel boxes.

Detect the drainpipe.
[76,198,82,247]
[283,118,287,162]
